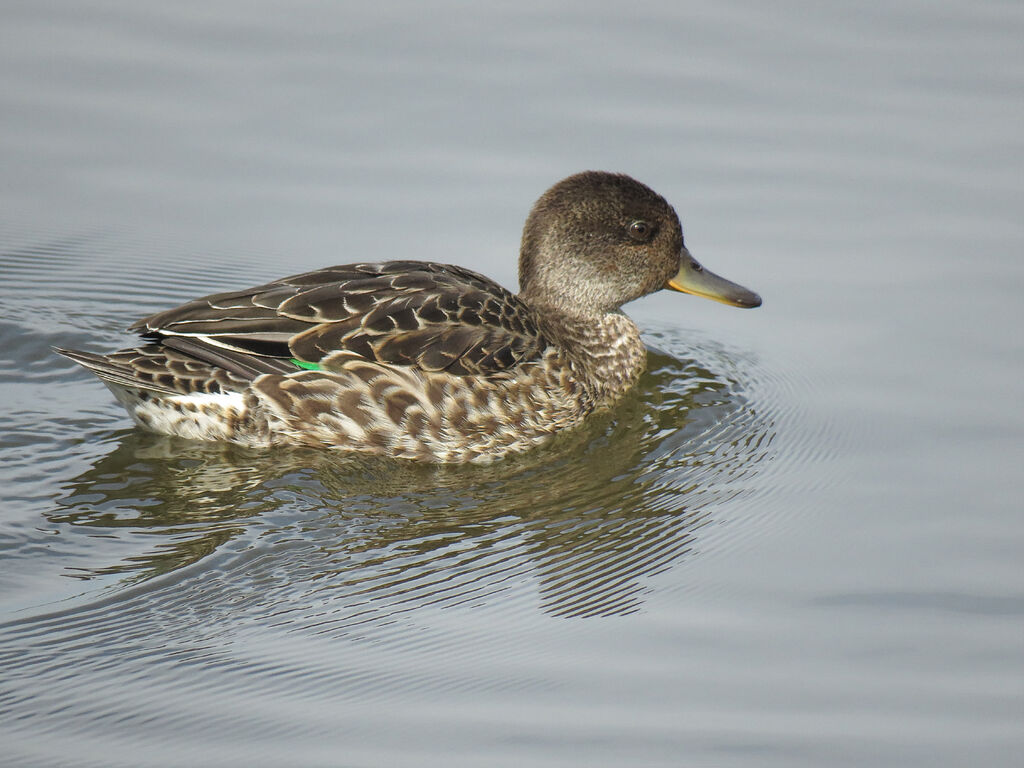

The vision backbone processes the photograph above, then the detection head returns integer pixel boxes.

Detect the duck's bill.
[665,249,762,308]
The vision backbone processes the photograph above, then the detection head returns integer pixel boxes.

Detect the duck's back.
[131,261,547,381]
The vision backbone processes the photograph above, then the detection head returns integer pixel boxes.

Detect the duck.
[56,171,761,463]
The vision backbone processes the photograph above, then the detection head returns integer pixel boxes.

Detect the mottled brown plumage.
[56,172,761,462]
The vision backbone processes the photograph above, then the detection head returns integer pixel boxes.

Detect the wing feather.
[128,261,544,378]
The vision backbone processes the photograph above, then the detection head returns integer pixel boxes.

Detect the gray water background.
[1,1,1022,765]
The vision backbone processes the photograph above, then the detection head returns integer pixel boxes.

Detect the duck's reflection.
[51,349,774,620]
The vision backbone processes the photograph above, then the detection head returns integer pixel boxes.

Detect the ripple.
[0,231,277,351]
[6,329,787,625]
[0,230,829,635]
[0,232,821,765]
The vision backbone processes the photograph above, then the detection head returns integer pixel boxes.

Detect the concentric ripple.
[0,234,816,765]
[0,235,812,625]
[24,336,781,621]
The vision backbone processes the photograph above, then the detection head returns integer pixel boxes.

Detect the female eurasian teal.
[57,172,761,463]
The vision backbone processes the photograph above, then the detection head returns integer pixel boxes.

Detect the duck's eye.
[628,220,654,242]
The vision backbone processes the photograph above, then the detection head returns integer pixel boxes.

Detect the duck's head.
[519,171,761,315]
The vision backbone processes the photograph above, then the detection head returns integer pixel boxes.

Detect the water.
[1,1,1022,765]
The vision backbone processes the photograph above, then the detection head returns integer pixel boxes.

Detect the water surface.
[1,1,1022,766]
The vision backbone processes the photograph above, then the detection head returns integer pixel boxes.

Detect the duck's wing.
[129,261,545,378]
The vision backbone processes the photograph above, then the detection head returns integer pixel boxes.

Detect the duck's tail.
[54,346,180,394]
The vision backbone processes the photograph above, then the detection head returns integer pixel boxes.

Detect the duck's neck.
[529,303,647,406]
